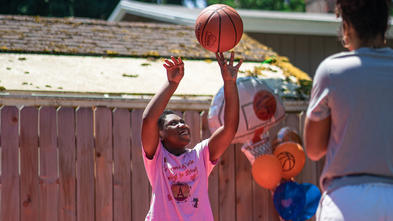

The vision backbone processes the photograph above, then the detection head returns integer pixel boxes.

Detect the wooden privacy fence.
[0,104,323,221]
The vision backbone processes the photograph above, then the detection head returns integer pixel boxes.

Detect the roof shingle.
[0,15,276,61]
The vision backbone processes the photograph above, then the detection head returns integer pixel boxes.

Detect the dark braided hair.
[336,0,391,42]
[158,110,176,130]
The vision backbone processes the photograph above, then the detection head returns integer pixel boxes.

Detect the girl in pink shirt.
[141,52,242,221]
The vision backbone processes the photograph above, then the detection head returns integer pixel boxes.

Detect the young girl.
[141,52,242,221]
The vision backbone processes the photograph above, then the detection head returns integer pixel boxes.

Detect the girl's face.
[160,114,191,149]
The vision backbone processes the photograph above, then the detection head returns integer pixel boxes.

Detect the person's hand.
[163,56,184,84]
[216,51,243,82]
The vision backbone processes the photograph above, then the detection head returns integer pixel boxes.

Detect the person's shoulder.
[316,51,354,75]
[357,47,393,58]
[191,139,209,152]
[322,51,354,64]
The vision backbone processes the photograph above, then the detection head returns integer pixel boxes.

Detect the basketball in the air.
[195,4,243,52]
[251,154,282,189]
[273,142,306,179]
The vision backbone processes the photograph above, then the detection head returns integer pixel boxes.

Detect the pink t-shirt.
[143,139,216,221]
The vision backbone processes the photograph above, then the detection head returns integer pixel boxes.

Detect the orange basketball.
[195,4,243,53]
[273,142,306,179]
[251,154,282,189]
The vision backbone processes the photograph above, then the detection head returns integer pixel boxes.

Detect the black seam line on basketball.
[201,11,217,46]
[216,6,227,11]
[220,8,238,45]
[197,8,215,41]
[213,6,227,52]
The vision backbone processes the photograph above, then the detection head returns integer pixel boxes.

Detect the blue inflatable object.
[273,181,306,220]
[292,183,322,221]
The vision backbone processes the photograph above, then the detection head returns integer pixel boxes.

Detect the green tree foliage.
[1,0,390,18]
[0,0,120,19]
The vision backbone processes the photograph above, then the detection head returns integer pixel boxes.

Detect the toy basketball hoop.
[208,76,286,190]
[208,76,285,144]
[241,129,272,164]
[243,128,283,190]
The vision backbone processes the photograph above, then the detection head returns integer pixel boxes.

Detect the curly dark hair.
[157,110,176,130]
[336,0,391,42]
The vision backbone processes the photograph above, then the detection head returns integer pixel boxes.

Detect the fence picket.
[58,107,76,221]
[113,108,131,221]
[202,111,220,221]
[95,107,113,221]
[39,107,59,221]
[252,183,281,221]
[219,144,236,221]
[76,107,94,221]
[20,106,40,221]
[130,109,150,221]
[235,144,253,221]
[183,110,201,149]
[1,106,20,221]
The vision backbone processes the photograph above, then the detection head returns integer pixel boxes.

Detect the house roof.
[0,53,309,111]
[0,15,310,110]
[0,15,276,61]
[108,0,393,38]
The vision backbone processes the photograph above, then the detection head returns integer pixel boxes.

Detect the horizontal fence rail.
[0,104,323,221]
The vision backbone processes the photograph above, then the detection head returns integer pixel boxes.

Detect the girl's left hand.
[216,51,243,82]
[163,56,184,84]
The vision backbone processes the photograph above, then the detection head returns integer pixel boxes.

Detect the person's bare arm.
[141,57,184,159]
[303,116,331,161]
[208,52,242,162]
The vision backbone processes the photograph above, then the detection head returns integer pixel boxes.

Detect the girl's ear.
[341,21,356,50]
[342,21,351,39]
[159,130,165,139]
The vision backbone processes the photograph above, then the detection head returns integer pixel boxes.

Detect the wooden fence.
[0,103,323,221]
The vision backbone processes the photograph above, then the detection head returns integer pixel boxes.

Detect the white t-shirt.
[307,47,393,191]
[143,139,216,221]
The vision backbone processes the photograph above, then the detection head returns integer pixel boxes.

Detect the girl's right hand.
[163,56,184,84]
[216,51,242,83]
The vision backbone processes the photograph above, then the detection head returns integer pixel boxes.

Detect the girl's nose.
[178,122,187,128]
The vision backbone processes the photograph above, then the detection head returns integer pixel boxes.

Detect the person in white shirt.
[304,0,393,220]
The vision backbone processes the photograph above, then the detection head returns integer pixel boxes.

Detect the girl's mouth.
[178,129,189,135]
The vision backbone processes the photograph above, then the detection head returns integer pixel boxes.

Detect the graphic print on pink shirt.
[163,156,199,204]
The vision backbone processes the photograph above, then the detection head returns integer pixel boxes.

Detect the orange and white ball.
[273,142,305,179]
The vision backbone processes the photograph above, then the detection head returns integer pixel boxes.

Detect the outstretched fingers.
[216,52,239,66]
[229,51,234,66]
[177,57,183,65]
[171,56,179,65]
[215,52,221,64]
[235,59,243,70]
[216,52,227,66]
[170,56,183,65]
[216,52,222,64]
[165,56,183,68]
[163,59,174,69]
